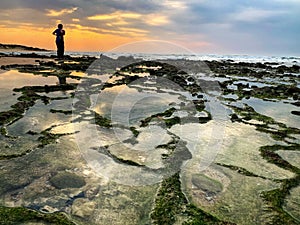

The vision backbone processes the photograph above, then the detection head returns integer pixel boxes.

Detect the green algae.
[283,186,300,221]
[0,127,7,136]
[37,132,65,148]
[94,112,112,128]
[183,204,234,225]
[252,84,300,100]
[96,146,145,167]
[151,173,234,225]
[261,182,300,225]
[0,83,76,128]
[139,107,183,128]
[49,109,72,115]
[197,111,212,123]
[229,104,278,125]
[276,150,300,168]
[259,144,300,171]
[129,126,140,137]
[13,84,77,94]
[0,148,33,160]
[101,74,141,90]
[164,116,181,128]
[228,102,300,143]
[193,100,206,112]
[37,125,76,148]
[0,206,75,225]
[258,144,300,224]
[0,100,35,126]
[111,155,145,167]
[151,173,188,224]
[216,163,267,179]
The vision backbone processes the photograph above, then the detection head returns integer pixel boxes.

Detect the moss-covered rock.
[94,112,112,128]
[151,173,234,225]
[0,206,75,225]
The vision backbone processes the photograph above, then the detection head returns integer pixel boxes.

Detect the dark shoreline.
[0,43,50,52]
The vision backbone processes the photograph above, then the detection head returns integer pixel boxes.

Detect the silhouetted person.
[52,24,65,59]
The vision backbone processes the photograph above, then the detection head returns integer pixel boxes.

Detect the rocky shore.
[0,52,299,224]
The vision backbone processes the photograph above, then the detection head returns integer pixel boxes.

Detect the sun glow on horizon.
[0,26,147,52]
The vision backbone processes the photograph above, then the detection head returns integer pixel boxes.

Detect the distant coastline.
[0,43,300,67]
[0,43,49,52]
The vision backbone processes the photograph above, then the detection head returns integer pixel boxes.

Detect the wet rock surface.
[0,53,299,224]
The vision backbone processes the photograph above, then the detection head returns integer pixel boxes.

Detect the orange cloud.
[87,11,170,27]
[144,14,170,26]
[67,22,148,38]
[46,7,78,17]
[87,11,142,21]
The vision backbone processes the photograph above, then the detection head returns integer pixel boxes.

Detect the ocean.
[2,50,300,66]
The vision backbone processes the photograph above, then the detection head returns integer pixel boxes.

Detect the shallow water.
[0,89,21,111]
[276,150,300,169]
[242,97,300,128]
[7,99,72,136]
[0,70,59,112]
[170,122,294,179]
[0,70,59,88]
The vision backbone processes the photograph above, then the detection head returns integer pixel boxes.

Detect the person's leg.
[56,41,60,58]
[61,41,64,58]
[56,41,64,58]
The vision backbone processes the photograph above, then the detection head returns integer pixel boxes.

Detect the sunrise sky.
[0,0,299,55]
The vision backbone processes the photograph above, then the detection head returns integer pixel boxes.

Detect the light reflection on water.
[242,97,300,128]
[91,84,183,126]
[0,70,58,88]
[70,71,86,76]
[0,70,59,112]
[7,99,72,136]
[0,59,299,225]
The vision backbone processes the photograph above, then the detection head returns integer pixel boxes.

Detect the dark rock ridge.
[0,43,49,51]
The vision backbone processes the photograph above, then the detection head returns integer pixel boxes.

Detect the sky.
[0,0,299,55]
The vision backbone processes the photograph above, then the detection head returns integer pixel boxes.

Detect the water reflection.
[58,76,66,85]
[242,97,300,128]
[0,70,58,88]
